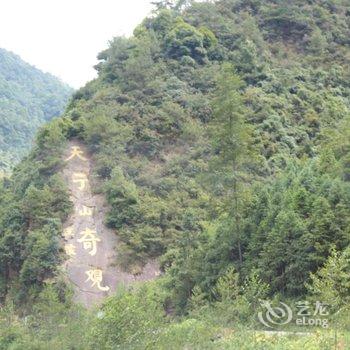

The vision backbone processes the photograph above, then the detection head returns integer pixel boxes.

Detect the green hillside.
[0,0,349,348]
[0,48,72,171]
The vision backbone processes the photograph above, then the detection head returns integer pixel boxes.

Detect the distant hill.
[0,48,72,171]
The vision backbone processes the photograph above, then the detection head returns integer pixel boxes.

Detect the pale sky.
[0,0,155,88]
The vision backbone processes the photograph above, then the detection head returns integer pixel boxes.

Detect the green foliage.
[0,48,72,171]
[88,283,165,349]
[104,167,140,229]
[0,280,346,349]
[0,121,71,302]
[214,267,240,301]
[0,286,90,349]
[243,160,350,296]
[19,223,61,291]
[261,4,312,40]
[1,0,350,346]
[307,247,350,310]
[63,0,350,311]
[164,18,215,62]
[210,64,252,171]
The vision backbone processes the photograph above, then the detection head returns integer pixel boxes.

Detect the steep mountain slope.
[0,48,72,171]
[0,0,349,348]
[66,0,350,300]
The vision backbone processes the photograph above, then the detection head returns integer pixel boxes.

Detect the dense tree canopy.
[0,48,72,172]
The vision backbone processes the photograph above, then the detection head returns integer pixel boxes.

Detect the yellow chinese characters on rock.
[64,144,111,296]
[77,228,101,256]
[78,205,93,217]
[63,226,74,240]
[85,269,110,291]
[72,172,89,191]
[65,244,76,258]
[65,146,87,161]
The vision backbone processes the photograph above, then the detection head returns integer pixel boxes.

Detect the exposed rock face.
[62,140,159,307]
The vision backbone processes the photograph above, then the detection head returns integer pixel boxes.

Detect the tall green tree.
[210,64,254,264]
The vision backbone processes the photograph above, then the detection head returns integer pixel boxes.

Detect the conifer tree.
[210,64,254,264]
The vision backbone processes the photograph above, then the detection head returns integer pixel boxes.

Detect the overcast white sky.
[0,0,154,88]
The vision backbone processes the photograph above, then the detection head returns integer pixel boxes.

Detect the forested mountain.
[0,0,349,348]
[0,48,72,171]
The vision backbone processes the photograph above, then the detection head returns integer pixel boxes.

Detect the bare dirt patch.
[61,140,159,307]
